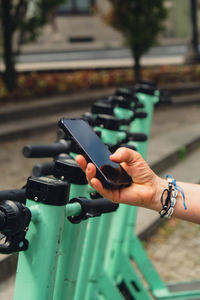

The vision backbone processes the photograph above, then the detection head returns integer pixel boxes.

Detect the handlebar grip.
[0,189,26,203]
[86,198,119,214]
[134,112,147,119]
[127,132,148,142]
[134,102,144,109]
[68,197,119,223]
[32,161,55,177]
[23,140,70,158]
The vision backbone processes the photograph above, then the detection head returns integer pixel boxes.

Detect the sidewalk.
[6,55,184,73]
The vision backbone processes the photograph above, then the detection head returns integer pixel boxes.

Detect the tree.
[106,0,168,81]
[0,0,65,91]
[185,0,200,63]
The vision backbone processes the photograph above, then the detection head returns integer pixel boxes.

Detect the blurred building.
[22,0,195,53]
[162,0,190,43]
[53,0,123,49]
[55,0,191,47]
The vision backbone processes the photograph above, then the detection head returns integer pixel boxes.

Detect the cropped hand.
[76,147,160,209]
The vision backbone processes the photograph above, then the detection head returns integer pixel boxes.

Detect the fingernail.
[111,153,119,159]
[90,178,95,186]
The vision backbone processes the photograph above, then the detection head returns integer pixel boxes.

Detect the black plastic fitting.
[68,197,119,224]
[108,95,132,109]
[26,176,70,206]
[115,87,138,102]
[23,139,70,158]
[53,156,87,185]
[82,112,97,126]
[0,211,5,229]
[0,200,31,254]
[95,114,121,131]
[135,83,155,96]
[32,161,55,177]
[91,101,114,115]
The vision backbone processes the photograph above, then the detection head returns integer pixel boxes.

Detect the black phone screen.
[59,118,132,189]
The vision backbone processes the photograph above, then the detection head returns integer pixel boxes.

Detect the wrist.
[150,176,168,212]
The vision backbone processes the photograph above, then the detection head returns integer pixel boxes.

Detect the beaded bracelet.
[159,175,187,219]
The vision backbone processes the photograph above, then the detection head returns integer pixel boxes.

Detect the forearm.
[151,177,200,224]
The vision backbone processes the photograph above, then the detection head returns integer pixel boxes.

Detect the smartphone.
[59,118,132,190]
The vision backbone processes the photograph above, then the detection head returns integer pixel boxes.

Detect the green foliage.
[108,0,167,56]
[0,0,65,44]
[0,0,65,91]
[106,0,168,80]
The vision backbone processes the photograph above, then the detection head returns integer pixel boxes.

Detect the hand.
[76,147,160,210]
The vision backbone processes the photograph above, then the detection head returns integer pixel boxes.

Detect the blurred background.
[1,0,200,299]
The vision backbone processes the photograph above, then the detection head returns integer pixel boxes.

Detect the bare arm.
[76,147,200,224]
[154,178,200,224]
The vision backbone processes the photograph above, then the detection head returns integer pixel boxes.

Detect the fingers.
[76,155,97,185]
[86,163,96,181]
[90,177,118,203]
[75,155,87,171]
[75,155,117,201]
[110,147,142,165]
[84,163,113,199]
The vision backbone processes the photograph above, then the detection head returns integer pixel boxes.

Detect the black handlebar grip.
[134,102,144,109]
[126,132,148,142]
[134,112,147,119]
[32,161,55,177]
[23,140,70,158]
[68,197,119,223]
[0,189,26,203]
[80,198,118,214]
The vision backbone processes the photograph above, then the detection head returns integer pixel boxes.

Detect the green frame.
[12,88,200,300]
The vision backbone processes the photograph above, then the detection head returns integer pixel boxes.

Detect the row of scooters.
[0,81,176,300]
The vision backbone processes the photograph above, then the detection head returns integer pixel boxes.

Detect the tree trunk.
[134,54,141,83]
[1,0,17,91]
[185,0,200,63]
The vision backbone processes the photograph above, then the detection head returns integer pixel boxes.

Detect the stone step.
[0,103,91,142]
[0,86,200,128]
[0,88,115,124]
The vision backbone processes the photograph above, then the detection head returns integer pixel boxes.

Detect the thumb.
[110,147,142,166]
